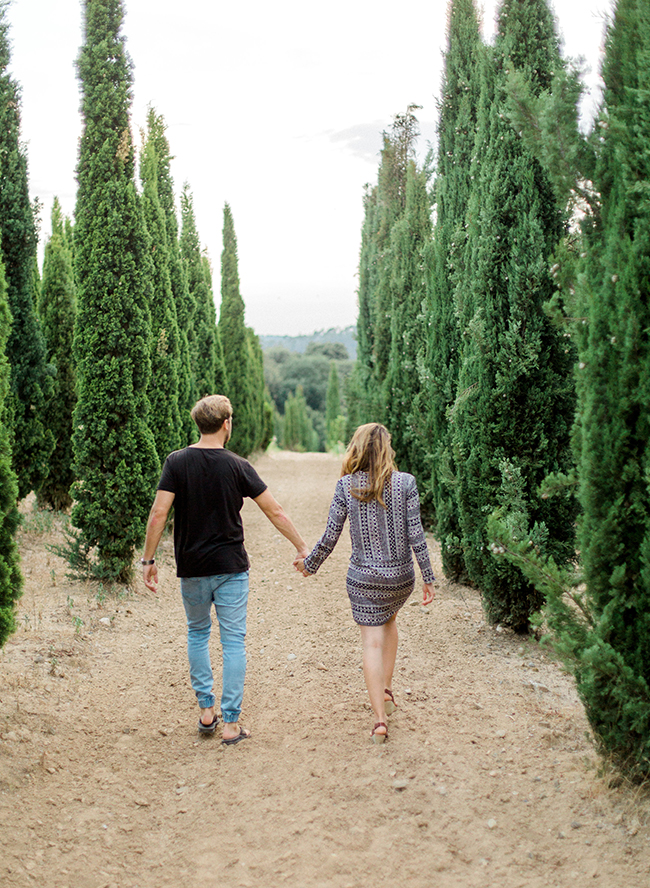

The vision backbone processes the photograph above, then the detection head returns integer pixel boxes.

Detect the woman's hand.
[293,557,305,573]
[422,582,436,606]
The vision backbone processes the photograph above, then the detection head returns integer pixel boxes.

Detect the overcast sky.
[6,0,613,336]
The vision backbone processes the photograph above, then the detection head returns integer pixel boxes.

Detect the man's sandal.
[371,722,388,744]
[384,688,397,715]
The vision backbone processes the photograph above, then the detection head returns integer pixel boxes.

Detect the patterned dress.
[303,471,435,626]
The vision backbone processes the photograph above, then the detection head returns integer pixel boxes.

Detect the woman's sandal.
[384,688,397,716]
[371,722,388,744]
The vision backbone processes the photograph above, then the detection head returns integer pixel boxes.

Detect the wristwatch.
[140,558,155,565]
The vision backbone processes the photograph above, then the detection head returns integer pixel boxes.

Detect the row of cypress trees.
[0,0,271,641]
[353,0,650,776]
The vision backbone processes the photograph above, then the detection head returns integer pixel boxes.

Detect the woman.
[294,423,435,743]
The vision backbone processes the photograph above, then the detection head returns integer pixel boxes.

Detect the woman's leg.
[383,614,398,699]
[360,624,388,736]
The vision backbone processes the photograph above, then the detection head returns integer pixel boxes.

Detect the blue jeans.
[180,572,249,723]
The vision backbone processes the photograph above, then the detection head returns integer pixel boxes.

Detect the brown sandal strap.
[384,688,395,704]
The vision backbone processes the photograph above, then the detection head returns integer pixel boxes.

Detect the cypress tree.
[0,246,22,647]
[351,184,381,423]
[452,0,576,631]
[384,158,431,475]
[180,185,225,398]
[353,109,421,426]
[425,0,483,578]
[148,111,194,445]
[218,203,255,455]
[325,360,342,447]
[555,0,650,776]
[0,3,54,499]
[140,111,182,462]
[282,386,316,452]
[71,0,159,583]
[38,199,77,510]
[246,326,273,452]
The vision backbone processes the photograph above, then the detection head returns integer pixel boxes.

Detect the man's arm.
[141,489,175,592]
[253,489,308,558]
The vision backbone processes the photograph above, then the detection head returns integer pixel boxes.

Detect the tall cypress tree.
[385,158,431,476]
[0,2,54,499]
[140,112,182,462]
[218,203,255,456]
[246,326,272,452]
[71,0,159,583]
[180,185,225,398]
[0,246,22,647]
[424,0,483,577]
[148,111,194,445]
[38,199,77,510]
[566,0,650,775]
[452,0,576,631]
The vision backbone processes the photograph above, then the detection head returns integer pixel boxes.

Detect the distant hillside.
[259,325,357,360]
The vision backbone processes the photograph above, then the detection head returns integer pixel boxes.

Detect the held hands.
[422,582,436,606]
[293,549,311,577]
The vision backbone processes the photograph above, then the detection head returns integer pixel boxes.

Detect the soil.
[1,449,649,888]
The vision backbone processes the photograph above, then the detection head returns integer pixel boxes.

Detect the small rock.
[487,819,497,830]
[134,799,151,807]
[287,654,297,661]
[437,786,447,796]
[471,702,483,710]
[99,617,111,626]
[316,663,328,671]
[495,730,507,739]
[393,779,409,791]
[558,831,566,839]
[571,821,582,830]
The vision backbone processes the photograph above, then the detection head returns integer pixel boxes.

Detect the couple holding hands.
[143,395,434,746]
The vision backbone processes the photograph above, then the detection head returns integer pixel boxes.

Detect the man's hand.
[143,563,159,593]
[422,582,436,606]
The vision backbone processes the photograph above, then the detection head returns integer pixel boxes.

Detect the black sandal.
[197,715,219,735]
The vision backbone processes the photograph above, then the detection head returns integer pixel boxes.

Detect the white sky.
[6,0,612,336]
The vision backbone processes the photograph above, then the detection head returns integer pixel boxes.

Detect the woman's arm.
[301,480,348,575]
[406,477,435,584]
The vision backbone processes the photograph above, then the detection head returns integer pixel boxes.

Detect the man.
[141,394,308,744]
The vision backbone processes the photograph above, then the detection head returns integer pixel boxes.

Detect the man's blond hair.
[190,395,232,434]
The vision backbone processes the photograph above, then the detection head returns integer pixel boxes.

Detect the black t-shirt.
[157,447,267,577]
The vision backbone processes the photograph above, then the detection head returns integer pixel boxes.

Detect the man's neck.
[191,432,227,449]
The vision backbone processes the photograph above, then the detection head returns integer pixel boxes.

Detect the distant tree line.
[264,341,353,451]
[0,0,271,640]
[352,0,650,778]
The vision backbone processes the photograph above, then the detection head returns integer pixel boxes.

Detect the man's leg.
[181,577,216,719]
[214,572,249,739]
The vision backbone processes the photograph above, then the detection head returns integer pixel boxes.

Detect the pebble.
[99,617,111,626]
[393,779,409,791]
[487,819,497,829]
[571,821,582,829]
[287,654,297,661]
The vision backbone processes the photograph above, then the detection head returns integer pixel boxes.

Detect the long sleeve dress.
[303,471,435,626]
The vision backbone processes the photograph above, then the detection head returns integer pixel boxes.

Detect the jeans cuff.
[198,695,215,709]
[221,710,241,724]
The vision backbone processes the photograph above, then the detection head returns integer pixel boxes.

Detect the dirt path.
[1,450,649,888]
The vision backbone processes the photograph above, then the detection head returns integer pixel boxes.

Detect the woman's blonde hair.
[341,423,397,508]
